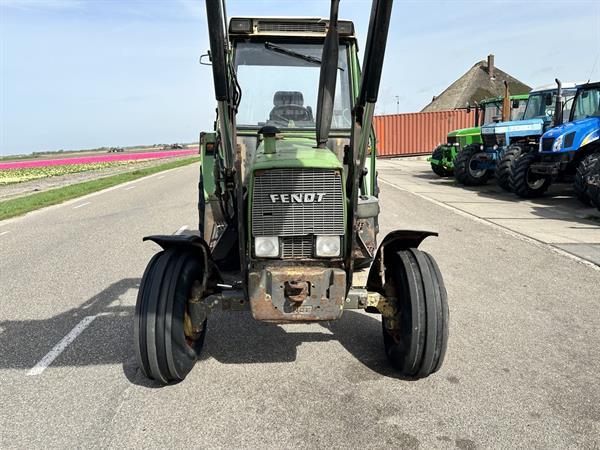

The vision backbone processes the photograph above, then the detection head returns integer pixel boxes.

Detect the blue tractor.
[454,80,578,190]
[511,81,600,201]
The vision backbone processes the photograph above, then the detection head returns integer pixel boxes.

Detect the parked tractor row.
[429,80,600,210]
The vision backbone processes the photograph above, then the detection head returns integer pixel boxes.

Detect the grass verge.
[0,156,199,221]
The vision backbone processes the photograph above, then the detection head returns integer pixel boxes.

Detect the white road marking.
[123,185,137,190]
[72,202,91,209]
[27,315,97,376]
[174,225,188,235]
[0,231,10,236]
[157,175,166,179]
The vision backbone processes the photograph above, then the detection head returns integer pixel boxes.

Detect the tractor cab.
[228,17,363,185]
[539,81,600,154]
[480,83,578,153]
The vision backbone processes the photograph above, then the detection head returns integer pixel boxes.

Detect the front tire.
[430,146,453,177]
[574,153,600,205]
[510,152,551,198]
[134,249,208,384]
[495,146,523,192]
[382,248,449,378]
[454,144,491,186]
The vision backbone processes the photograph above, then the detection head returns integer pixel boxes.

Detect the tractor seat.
[269,91,313,123]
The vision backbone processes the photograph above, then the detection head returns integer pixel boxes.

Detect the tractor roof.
[530,82,581,93]
[580,80,600,89]
[228,17,355,38]
[480,94,529,105]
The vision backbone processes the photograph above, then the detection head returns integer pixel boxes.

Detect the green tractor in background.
[429,94,528,177]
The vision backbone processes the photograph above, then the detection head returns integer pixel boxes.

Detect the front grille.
[281,236,313,258]
[541,138,554,152]
[564,132,575,148]
[495,134,506,148]
[252,168,344,237]
[447,136,458,145]
[482,134,496,147]
[257,21,326,33]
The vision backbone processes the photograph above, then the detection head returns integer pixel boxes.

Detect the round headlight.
[255,236,279,258]
[315,235,341,257]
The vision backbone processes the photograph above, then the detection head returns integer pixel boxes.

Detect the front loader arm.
[345,0,393,288]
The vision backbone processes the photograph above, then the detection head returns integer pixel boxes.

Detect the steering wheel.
[270,104,311,124]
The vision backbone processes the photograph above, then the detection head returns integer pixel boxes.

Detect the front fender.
[143,234,222,285]
[366,229,438,293]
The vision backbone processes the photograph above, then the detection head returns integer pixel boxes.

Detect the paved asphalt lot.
[1,162,599,449]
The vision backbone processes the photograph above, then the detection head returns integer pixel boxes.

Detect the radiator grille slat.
[541,137,555,152]
[257,22,326,33]
[281,236,313,258]
[252,168,344,237]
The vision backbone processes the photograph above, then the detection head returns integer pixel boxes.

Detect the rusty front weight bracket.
[188,289,248,331]
[345,288,397,319]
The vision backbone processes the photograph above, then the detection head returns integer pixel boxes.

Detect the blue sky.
[1,0,599,155]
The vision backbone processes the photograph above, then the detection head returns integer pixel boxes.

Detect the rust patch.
[284,280,309,302]
[249,267,346,322]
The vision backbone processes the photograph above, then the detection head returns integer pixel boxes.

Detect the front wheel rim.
[468,154,487,178]
[526,171,545,190]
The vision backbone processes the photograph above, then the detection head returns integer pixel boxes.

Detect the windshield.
[572,87,600,121]
[510,99,527,121]
[522,89,577,121]
[482,102,502,124]
[234,41,352,130]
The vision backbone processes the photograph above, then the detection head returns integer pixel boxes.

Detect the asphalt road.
[1,163,599,449]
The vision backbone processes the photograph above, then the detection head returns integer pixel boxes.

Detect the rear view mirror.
[199,52,212,66]
[582,91,589,98]
[512,100,519,108]
[466,103,471,114]
[545,94,553,106]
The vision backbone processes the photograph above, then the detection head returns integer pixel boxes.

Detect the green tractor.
[133,0,449,384]
[429,94,528,177]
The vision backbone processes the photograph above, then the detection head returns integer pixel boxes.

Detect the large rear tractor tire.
[430,146,453,177]
[574,153,600,206]
[382,248,449,379]
[588,158,600,211]
[454,144,491,186]
[134,249,208,384]
[495,145,523,192]
[510,152,551,198]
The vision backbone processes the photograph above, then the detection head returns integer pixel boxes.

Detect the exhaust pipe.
[554,78,563,126]
[502,81,511,122]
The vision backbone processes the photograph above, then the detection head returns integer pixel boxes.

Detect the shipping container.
[374,110,476,157]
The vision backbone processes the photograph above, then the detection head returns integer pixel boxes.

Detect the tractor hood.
[481,118,545,136]
[451,126,481,137]
[253,136,343,171]
[540,117,600,152]
[543,116,600,139]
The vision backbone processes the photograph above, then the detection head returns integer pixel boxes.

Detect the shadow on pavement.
[399,167,600,226]
[0,278,140,372]
[1,278,408,384]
